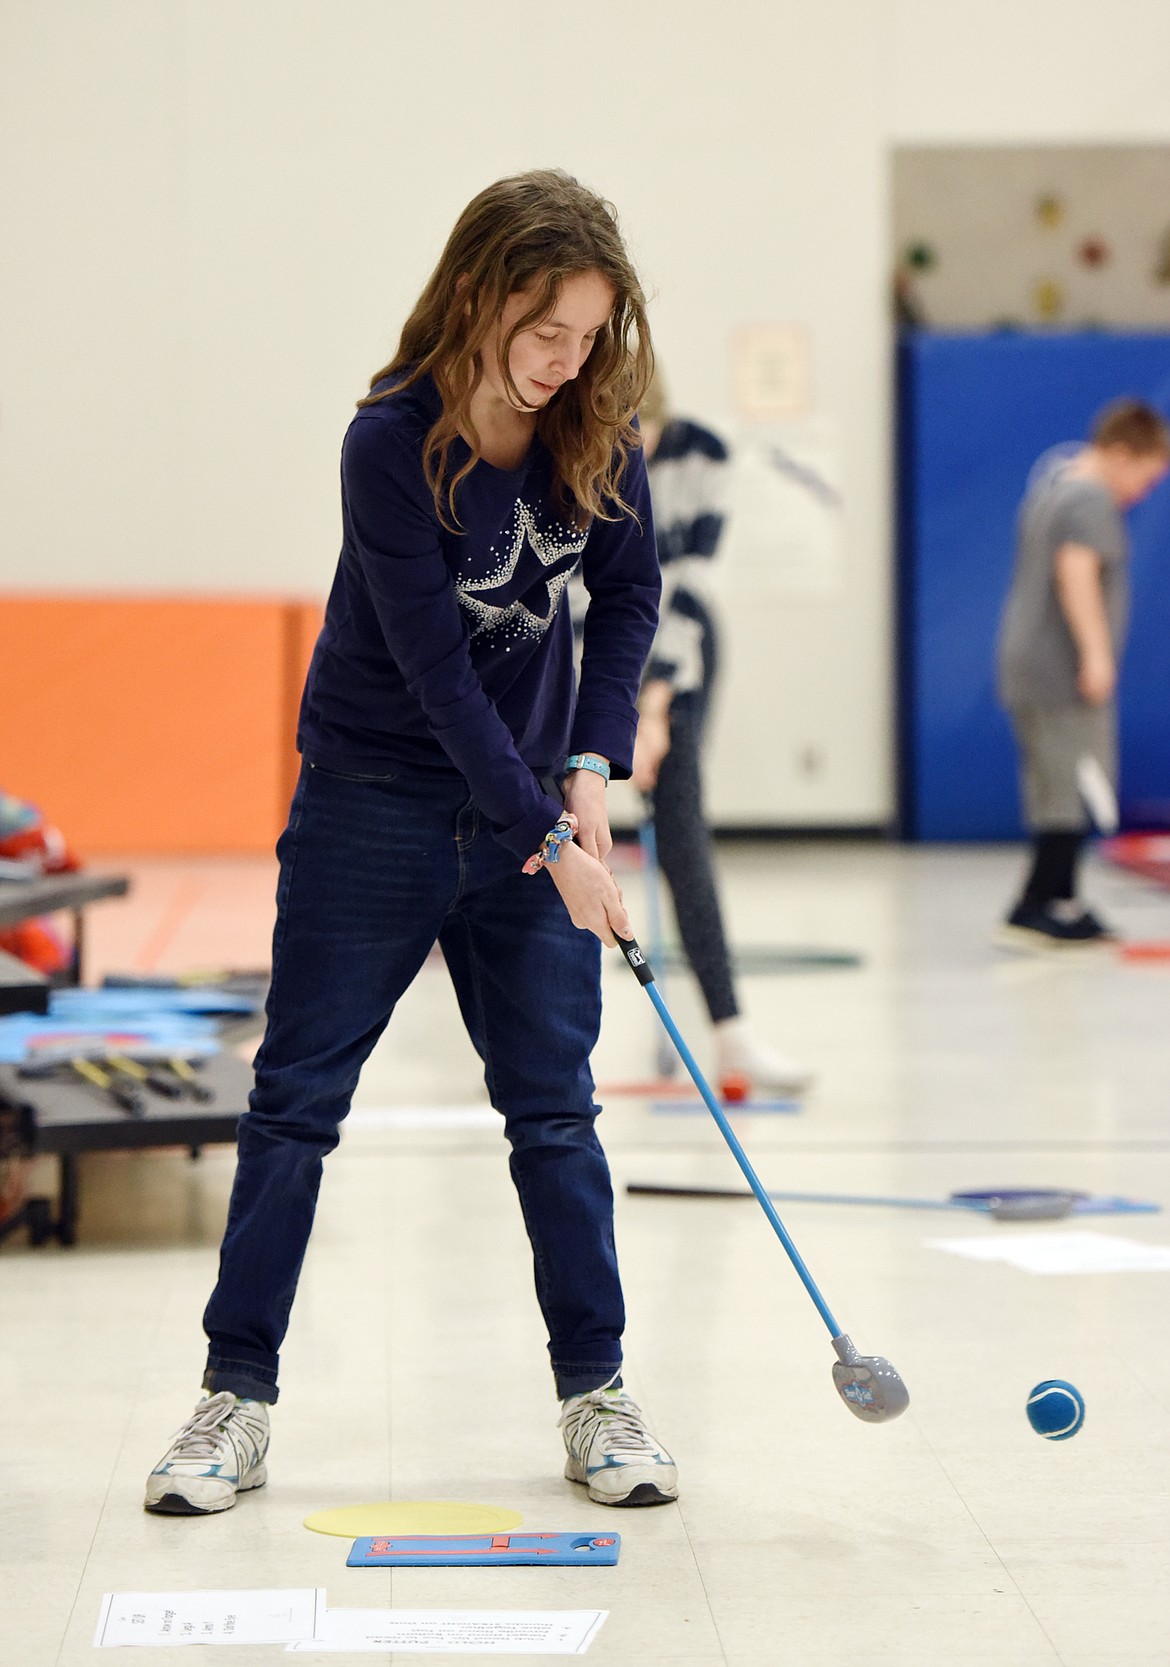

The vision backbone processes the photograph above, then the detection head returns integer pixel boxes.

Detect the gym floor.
[5,840,1170,1666]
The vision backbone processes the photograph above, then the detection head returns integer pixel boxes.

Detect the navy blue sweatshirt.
[297,372,660,861]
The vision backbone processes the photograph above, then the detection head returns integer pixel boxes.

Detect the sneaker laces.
[165,1391,240,1461]
[560,1390,658,1457]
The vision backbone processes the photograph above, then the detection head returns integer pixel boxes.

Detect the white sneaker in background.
[713,1015,813,1095]
[559,1386,678,1506]
[144,1390,270,1515]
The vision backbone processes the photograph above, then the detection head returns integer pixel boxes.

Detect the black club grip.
[617,936,656,986]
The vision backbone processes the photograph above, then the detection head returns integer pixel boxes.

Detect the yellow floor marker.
[304,1501,523,1539]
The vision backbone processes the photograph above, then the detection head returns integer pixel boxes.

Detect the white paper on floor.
[926,1230,1170,1274]
[94,1589,325,1647]
[284,1608,608,1655]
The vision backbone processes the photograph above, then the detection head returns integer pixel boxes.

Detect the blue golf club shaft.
[619,937,842,1339]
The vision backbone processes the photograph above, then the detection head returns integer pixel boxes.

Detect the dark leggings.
[1019,830,1084,908]
[649,690,739,1024]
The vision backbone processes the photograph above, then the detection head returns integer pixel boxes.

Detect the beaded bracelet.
[522,812,579,875]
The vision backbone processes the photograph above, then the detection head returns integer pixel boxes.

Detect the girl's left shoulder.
[354,371,440,449]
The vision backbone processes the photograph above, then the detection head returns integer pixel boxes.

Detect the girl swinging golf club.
[145,170,679,1515]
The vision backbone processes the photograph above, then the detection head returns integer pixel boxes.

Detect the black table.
[0,871,131,989]
[0,873,265,1246]
[0,946,48,1017]
[0,1050,256,1245]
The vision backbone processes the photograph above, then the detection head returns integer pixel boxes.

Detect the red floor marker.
[1119,940,1170,962]
[719,1072,751,1103]
[597,1079,695,1097]
[1102,834,1170,889]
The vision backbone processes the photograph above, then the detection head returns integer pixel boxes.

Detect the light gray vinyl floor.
[4,840,1170,1665]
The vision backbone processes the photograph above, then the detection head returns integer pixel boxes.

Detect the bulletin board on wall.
[892,143,1170,332]
[897,331,1170,841]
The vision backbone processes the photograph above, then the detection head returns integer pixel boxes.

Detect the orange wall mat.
[0,595,323,854]
[281,599,326,816]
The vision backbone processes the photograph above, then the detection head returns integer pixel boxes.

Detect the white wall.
[3,1,1170,826]
[885,0,1170,144]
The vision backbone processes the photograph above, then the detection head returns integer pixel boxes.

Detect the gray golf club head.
[990,1192,1076,1221]
[831,1334,910,1423]
[952,1188,1083,1222]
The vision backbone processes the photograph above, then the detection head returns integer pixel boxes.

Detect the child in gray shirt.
[997,399,1170,946]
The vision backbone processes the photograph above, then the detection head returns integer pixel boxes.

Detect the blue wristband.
[564,753,611,782]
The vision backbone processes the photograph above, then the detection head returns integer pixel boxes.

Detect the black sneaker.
[998,901,1116,949]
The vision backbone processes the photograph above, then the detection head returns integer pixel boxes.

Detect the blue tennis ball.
[1026,1379,1085,1440]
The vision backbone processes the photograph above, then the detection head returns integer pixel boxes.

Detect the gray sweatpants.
[1009,702,1118,834]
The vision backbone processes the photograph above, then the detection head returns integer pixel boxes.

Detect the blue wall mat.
[898,332,1170,840]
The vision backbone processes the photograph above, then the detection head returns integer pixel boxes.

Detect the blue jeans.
[202,762,624,1403]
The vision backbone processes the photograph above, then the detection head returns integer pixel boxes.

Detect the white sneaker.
[144,1391,270,1515]
[560,1386,678,1506]
[713,1016,813,1095]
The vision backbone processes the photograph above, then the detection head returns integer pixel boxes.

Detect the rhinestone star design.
[456,500,588,642]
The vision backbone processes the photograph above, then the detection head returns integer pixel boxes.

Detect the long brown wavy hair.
[360,169,653,530]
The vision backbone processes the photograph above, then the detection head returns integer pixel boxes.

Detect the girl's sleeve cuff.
[568,708,637,782]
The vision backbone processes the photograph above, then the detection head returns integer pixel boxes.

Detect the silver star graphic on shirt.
[459,564,580,640]
[456,500,588,640]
